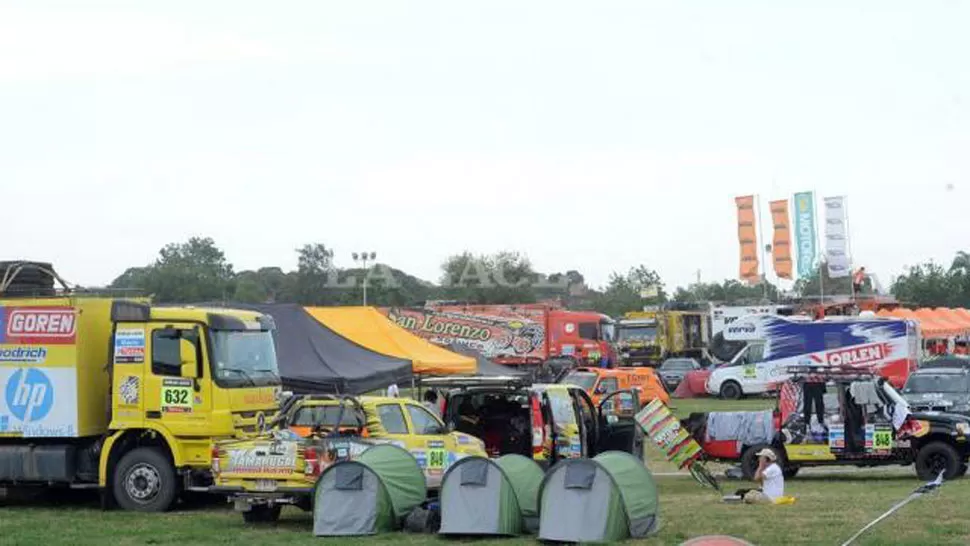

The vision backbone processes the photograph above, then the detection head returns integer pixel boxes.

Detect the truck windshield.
[561,371,597,390]
[904,374,970,394]
[618,326,657,342]
[601,321,616,342]
[211,330,280,387]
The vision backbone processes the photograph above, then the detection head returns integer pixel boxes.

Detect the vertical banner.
[769,199,793,279]
[792,191,817,278]
[735,195,760,284]
[824,196,851,278]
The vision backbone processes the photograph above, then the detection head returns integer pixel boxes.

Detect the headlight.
[956,422,969,435]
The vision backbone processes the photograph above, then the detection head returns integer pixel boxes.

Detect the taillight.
[304,446,320,477]
[211,447,221,474]
[530,395,545,457]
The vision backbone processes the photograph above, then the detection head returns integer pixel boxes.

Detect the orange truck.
[560,366,669,407]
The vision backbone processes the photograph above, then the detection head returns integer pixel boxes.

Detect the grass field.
[3,398,969,545]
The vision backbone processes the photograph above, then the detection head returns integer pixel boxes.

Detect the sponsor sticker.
[161,378,193,413]
[114,328,146,364]
[119,376,140,405]
[1,366,79,437]
[0,347,48,363]
[3,307,77,345]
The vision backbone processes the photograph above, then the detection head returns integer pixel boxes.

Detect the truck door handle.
[146,411,162,419]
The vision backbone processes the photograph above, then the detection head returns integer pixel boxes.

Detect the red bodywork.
[382,303,616,367]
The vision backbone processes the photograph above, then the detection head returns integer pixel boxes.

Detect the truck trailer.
[0,296,281,511]
[383,303,617,367]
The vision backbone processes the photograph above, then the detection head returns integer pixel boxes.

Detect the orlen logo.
[5,307,76,344]
[823,343,891,367]
[5,368,53,423]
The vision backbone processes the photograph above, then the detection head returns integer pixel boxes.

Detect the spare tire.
[0,261,57,296]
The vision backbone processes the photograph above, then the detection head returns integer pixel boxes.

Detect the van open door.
[596,389,643,457]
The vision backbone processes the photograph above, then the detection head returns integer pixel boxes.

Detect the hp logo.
[5,368,53,423]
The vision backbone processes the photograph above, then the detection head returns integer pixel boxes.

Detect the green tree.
[591,265,665,317]
[891,260,964,308]
[791,262,852,299]
[291,243,341,305]
[671,279,778,304]
[110,237,235,302]
[440,251,537,304]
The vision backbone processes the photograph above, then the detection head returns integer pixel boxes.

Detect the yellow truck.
[617,310,710,366]
[0,295,281,512]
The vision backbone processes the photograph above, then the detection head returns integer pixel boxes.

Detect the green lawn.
[3,397,967,545]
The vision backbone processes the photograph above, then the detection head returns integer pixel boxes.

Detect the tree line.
[106,237,970,314]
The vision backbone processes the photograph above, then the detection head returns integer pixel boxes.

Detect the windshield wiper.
[221,367,257,386]
[254,368,281,382]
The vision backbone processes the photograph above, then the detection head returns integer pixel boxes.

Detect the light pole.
[352,251,377,306]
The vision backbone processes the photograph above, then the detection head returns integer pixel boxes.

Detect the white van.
[706,314,918,399]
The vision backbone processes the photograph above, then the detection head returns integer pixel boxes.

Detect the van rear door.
[596,390,642,456]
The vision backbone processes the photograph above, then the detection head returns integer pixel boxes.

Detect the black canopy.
[233,304,413,394]
[443,343,527,377]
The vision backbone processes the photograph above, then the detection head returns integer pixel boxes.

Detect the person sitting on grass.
[743,448,785,504]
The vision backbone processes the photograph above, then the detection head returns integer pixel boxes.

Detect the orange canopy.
[304,306,477,375]
[935,308,970,331]
[877,307,969,338]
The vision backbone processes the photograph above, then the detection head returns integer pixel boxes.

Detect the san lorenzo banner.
[792,191,817,278]
[769,199,793,279]
[735,195,760,284]
[824,196,851,278]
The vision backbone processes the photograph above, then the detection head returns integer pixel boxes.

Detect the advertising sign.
[793,192,817,279]
[824,196,851,278]
[734,195,760,284]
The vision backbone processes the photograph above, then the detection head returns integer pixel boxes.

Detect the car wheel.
[915,441,961,480]
[112,447,178,512]
[719,381,743,400]
[242,504,282,524]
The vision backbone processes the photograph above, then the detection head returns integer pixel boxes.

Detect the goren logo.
[5,368,53,423]
[6,308,76,344]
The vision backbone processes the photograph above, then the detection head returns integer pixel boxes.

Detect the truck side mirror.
[180,338,199,378]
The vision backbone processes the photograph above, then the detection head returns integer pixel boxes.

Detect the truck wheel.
[243,504,282,524]
[113,447,178,512]
[915,441,961,480]
[719,381,743,400]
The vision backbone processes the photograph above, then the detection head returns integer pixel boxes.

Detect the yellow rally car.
[210,394,485,523]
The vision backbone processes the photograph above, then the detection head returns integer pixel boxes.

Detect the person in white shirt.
[422,390,441,418]
[386,383,400,398]
[744,448,785,504]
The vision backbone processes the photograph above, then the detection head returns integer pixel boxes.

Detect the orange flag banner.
[770,199,793,279]
[735,195,760,284]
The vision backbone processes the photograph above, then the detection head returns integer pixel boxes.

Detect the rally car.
[688,367,970,481]
[210,394,486,523]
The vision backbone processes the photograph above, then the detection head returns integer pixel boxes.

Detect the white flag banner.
[824,196,851,278]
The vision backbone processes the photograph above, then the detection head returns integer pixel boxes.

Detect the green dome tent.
[439,454,544,536]
[538,451,659,542]
[313,444,427,536]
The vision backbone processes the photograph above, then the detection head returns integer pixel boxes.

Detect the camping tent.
[209,304,413,394]
[439,454,544,536]
[538,451,659,543]
[306,307,477,375]
[313,444,427,536]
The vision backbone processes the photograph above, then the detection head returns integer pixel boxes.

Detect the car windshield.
[562,372,597,390]
[903,374,970,394]
[211,330,280,387]
[291,405,364,427]
[663,359,696,371]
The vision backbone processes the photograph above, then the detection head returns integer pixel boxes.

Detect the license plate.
[253,479,278,492]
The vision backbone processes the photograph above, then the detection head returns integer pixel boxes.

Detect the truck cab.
[0,296,281,512]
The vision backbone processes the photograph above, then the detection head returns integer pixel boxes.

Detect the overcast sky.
[2,1,967,291]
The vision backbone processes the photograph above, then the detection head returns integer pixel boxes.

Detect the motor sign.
[1,307,77,344]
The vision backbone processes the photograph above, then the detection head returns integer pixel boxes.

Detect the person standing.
[853,267,867,295]
[803,372,826,433]
[386,383,400,398]
[422,390,441,417]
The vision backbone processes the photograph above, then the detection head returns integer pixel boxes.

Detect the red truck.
[382,303,617,367]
